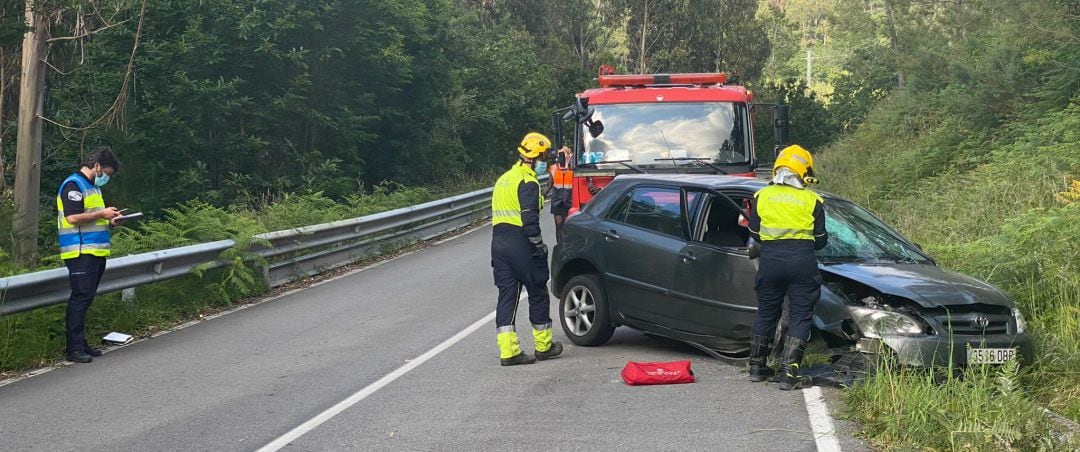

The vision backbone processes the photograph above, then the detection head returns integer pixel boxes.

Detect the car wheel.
[559,274,615,346]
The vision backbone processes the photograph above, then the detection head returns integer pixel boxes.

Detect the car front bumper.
[858,332,1035,367]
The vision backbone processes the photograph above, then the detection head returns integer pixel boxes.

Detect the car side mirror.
[912,242,924,251]
[588,120,604,138]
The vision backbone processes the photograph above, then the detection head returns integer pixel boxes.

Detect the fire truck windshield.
[580,102,750,169]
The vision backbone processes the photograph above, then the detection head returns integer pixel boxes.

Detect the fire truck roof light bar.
[598,72,728,88]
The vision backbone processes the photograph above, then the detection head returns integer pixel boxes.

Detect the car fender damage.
[813,269,1034,379]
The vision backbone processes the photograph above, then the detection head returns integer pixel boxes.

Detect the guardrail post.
[258,262,271,289]
[122,287,137,304]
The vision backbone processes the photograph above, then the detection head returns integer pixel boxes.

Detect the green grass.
[816,93,1080,448]
[0,175,495,374]
[842,354,1076,451]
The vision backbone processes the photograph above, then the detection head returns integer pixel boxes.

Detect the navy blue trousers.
[751,241,821,341]
[491,231,551,329]
[65,254,107,353]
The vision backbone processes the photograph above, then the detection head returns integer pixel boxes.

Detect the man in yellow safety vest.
[56,147,123,363]
[747,145,828,389]
[490,132,564,366]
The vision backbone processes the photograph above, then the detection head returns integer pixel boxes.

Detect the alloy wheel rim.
[563,285,596,336]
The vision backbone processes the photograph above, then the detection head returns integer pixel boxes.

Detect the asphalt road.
[0,214,866,451]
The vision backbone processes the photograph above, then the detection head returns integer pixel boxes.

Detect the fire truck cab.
[552,66,788,214]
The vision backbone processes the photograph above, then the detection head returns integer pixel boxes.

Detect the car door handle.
[679,252,697,263]
[602,230,620,241]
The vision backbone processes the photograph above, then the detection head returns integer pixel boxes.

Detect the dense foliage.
[798,0,1080,446]
[1,0,799,260]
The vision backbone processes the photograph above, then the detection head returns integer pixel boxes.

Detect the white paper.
[102,332,133,344]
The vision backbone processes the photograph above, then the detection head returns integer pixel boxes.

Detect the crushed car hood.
[821,263,1013,308]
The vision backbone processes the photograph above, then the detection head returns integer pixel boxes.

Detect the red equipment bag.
[621,360,695,386]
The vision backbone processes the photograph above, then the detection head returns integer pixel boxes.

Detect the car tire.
[559,274,615,346]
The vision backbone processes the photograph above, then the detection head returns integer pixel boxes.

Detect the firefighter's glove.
[529,236,548,258]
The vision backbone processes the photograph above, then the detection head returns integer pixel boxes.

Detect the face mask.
[94,171,110,187]
[534,161,548,174]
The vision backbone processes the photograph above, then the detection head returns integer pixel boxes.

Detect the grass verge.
[817,93,1080,448]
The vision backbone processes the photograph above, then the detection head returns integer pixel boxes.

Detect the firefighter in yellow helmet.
[490,132,564,366]
[746,144,828,389]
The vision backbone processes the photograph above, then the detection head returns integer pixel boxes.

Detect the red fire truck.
[552,66,789,214]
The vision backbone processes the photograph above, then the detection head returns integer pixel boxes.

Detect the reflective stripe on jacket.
[492,162,543,228]
[57,173,110,259]
[752,184,823,241]
[551,164,573,189]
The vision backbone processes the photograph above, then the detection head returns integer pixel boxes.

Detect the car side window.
[606,190,632,223]
[619,186,685,238]
[685,190,751,248]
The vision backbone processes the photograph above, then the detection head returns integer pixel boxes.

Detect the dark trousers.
[65,254,107,353]
[491,231,551,329]
[751,241,821,341]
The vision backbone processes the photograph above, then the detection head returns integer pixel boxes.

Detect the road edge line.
[803,386,842,452]
[256,310,497,451]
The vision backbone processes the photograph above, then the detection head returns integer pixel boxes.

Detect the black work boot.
[778,336,811,390]
[768,339,785,383]
[535,342,563,361]
[65,351,93,364]
[83,341,102,357]
[501,353,536,366]
[747,335,774,382]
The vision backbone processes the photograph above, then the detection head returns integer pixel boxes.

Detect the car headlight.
[849,306,926,338]
[1012,308,1027,334]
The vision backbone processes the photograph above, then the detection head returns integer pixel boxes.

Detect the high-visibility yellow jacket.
[749,183,827,249]
[57,173,111,259]
[492,161,543,238]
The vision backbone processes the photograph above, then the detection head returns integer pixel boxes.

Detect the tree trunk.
[639,0,648,73]
[13,2,47,266]
[883,0,906,88]
[1,46,7,193]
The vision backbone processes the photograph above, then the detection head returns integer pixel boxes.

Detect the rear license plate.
[967,347,1016,364]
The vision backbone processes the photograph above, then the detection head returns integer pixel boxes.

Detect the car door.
[596,185,687,325]
[670,189,759,339]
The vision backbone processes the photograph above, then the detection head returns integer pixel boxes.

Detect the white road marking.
[256,310,497,451]
[803,386,842,452]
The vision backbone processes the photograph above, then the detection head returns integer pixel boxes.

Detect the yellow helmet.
[773,144,817,184]
[518,132,551,160]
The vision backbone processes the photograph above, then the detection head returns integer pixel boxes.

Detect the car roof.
[612,174,847,201]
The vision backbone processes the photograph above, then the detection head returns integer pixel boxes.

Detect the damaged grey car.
[550,175,1034,368]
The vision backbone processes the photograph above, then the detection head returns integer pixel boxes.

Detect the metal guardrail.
[0,178,522,316]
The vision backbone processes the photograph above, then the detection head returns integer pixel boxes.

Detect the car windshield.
[818,199,931,264]
[580,102,750,169]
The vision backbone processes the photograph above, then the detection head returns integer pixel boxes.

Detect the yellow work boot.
[533,324,563,361]
[498,329,535,366]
